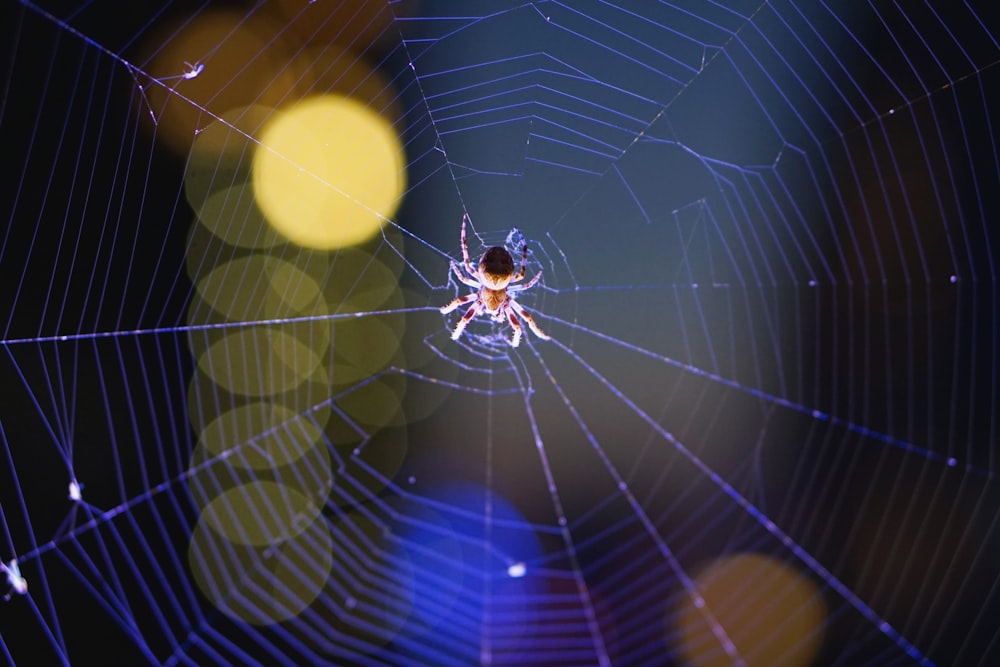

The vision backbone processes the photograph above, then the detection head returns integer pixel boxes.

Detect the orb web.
[2,2,999,666]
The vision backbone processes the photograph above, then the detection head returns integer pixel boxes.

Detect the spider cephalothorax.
[440,214,550,347]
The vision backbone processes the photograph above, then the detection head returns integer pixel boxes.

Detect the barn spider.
[440,214,550,347]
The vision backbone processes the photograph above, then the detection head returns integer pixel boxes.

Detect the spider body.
[440,214,549,347]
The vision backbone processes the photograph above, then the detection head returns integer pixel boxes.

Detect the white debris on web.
[2,559,27,601]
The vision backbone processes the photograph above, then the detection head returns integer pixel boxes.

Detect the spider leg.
[508,269,542,292]
[505,308,523,347]
[509,299,549,340]
[460,213,477,277]
[440,291,477,315]
[451,299,483,340]
[509,240,529,283]
[451,261,481,288]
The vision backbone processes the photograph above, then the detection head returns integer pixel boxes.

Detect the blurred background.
[1,1,999,665]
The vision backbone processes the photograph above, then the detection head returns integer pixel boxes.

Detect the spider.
[440,214,550,347]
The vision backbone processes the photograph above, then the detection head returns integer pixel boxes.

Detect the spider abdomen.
[480,246,515,277]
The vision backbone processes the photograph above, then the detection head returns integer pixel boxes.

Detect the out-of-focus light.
[192,255,329,328]
[199,480,323,546]
[289,510,416,651]
[195,401,331,470]
[194,327,326,397]
[188,512,333,625]
[672,552,826,667]
[288,45,403,125]
[183,106,284,250]
[193,184,281,250]
[138,11,297,155]
[253,95,405,249]
[262,0,411,53]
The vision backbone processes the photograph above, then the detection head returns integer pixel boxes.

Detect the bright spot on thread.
[182,61,204,79]
[948,458,957,467]
[68,480,82,502]
[3,559,27,598]
[950,275,958,283]
[507,562,526,578]
[808,279,817,286]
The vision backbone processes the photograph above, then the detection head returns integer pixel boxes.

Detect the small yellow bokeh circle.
[252,95,405,249]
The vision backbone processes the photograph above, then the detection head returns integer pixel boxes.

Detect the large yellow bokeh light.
[252,95,405,249]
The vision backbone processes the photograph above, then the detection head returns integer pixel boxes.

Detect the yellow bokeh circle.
[137,11,298,156]
[673,553,826,667]
[199,480,324,547]
[252,95,405,249]
[195,401,332,471]
[188,511,334,625]
[195,327,326,397]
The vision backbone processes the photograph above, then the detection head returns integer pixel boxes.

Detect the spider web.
[2,1,999,665]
